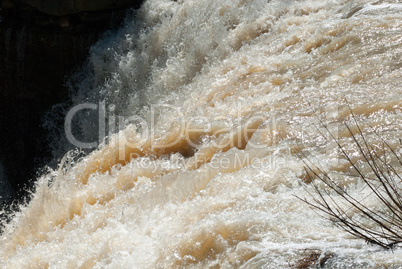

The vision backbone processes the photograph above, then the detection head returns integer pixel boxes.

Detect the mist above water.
[1,0,402,268]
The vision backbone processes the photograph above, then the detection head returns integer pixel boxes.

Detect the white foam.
[1,0,402,267]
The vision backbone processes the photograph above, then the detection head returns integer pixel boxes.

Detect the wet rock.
[0,0,144,201]
[291,249,335,268]
[5,0,143,16]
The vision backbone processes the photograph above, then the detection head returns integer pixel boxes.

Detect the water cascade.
[1,0,401,267]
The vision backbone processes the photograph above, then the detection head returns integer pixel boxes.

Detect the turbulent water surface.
[1,0,402,268]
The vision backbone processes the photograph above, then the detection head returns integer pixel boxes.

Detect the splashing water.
[1,0,402,268]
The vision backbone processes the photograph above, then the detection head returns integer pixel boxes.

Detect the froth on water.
[1,0,401,268]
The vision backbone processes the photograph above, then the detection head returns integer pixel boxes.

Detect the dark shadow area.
[0,0,145,205]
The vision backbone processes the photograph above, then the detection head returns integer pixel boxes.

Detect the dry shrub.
[298,112,402,249]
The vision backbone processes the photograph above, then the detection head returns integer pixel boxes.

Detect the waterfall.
[1,0,401,268]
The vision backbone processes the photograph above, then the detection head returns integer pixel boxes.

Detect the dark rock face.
[0,0,144,202]
[19,0,142,16]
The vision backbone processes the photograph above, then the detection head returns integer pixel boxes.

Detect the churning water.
[1,0,402,267]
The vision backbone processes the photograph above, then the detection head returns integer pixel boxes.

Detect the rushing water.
[1,0,402,268]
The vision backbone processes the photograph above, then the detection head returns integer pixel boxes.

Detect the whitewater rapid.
[1,0,402,268]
